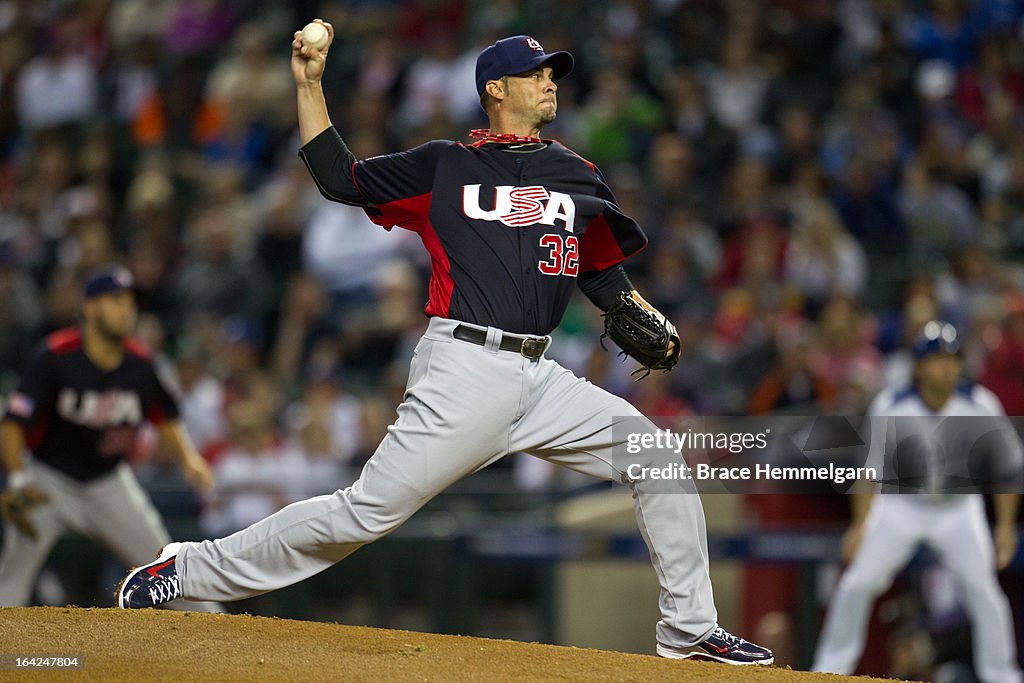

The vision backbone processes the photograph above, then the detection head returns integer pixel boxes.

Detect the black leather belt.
[453,324,550,360]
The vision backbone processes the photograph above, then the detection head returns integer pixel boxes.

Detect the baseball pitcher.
[117,24,773,665]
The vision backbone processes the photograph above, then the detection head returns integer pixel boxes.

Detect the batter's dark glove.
[600,292,681,380]
[1,484,50,539]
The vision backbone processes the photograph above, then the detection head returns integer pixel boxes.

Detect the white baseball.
[301,22,329,51]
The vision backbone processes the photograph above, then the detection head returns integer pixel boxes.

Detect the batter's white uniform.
[813,384,1023,683]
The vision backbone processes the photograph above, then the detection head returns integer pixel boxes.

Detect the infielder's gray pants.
[0,459,219,612]
[177,317,718,646]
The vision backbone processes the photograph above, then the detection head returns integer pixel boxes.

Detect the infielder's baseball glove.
[600,292,681,380]
[1,485,50,539]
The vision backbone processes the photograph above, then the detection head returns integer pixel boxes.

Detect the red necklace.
[468,129,547,145]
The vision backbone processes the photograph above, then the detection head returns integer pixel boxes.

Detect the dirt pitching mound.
[0,607,895,682]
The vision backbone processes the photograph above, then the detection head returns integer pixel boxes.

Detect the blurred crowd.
[2,1,1024,676]
[1,0,1024,532]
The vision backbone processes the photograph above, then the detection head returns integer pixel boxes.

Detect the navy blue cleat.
[116,543,183,609]
[657,626,774,665]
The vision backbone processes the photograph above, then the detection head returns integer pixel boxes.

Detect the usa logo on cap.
[474,35,574,96]
[84,265,135,299]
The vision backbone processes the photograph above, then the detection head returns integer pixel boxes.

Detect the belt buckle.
[520,337,546,360]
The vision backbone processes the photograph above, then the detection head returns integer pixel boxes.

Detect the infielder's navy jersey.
[4,328,180,481]
[304,132,647,335]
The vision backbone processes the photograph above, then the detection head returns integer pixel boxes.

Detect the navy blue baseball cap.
[84,266,135,299]
[912,320,961,359]
[475,35,574,96]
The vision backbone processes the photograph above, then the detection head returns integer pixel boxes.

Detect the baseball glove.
[1,485,50,539]
[600,292,681,380]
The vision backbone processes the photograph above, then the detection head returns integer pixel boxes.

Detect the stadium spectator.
[748,322,838,416]
[0,243,41,381]
[784,199,868,309]
[980,292,1024,416]
[15,28,98,131]
[174,345,227,455]
[283,367,363,489]
[199,399,306,538]
[702,30,769,134]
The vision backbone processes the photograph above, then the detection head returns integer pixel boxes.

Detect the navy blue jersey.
[4,328,180,481]
[308,134,647,335]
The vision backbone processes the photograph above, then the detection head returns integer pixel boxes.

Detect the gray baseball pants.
[176,317,718,646]
[0,459,219,612]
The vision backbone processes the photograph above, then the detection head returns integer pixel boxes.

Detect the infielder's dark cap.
[84,266,134,299]
[912,320,960,359]
[475,35,574,95]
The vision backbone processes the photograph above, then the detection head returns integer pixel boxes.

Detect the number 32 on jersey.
[538,234,579,277]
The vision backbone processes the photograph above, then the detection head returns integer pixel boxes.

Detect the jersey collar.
[468,128,553,147]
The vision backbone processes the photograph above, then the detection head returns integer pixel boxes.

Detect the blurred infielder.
[117,23,774,665]
[813,321,1022,682]
[0,267,219,612]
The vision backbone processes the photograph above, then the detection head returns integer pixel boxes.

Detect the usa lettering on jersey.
[462,184,576,231]
[57,389,143,428]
